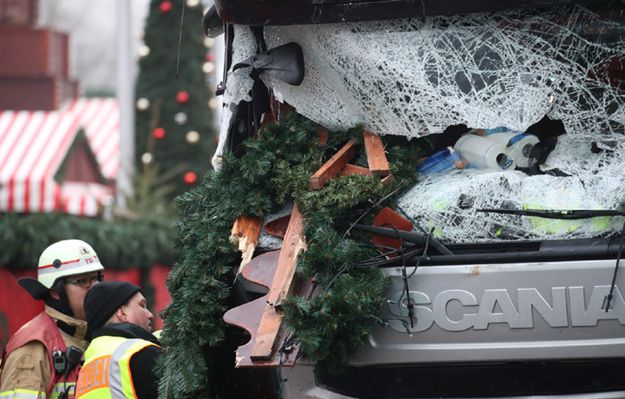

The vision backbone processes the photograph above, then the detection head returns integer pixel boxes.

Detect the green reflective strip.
[0,389,41,399]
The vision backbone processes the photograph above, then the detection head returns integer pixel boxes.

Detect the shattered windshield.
[226,4,625,242]
[264,5,625,136]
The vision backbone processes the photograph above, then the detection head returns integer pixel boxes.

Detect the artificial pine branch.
[158,112,422,398]
[0,213,175,271]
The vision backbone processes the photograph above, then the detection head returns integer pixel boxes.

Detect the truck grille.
[315,359,625,398]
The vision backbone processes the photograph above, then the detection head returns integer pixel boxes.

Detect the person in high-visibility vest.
[0,239,106,399]
[75,281,161,399]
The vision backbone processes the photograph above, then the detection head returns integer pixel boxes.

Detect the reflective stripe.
[37,256,99,276]
[49,382,75,399]
[0,383,78,399]
[0,389,41,399]
[109,339,141,398]
[76,336,157,399]
[38,258,80,270]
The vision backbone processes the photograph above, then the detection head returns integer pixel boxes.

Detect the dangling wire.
[380,223,415,329]
[604,221,625,311]
[406,227,434,280]
[343,187,402,239]
[321,262,349,295]
[175,0,186,79]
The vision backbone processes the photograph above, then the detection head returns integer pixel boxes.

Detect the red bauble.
[205,53,215,62]
[183,171,197,185]
[176,90,190,104]
[153,127,166,140]
[160,1,173,13]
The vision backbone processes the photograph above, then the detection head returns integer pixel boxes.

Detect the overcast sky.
[38,0,153,94]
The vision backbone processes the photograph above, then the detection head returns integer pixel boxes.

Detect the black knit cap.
[84,281,141,332]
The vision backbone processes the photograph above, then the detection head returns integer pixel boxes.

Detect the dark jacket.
[91,323,162,399]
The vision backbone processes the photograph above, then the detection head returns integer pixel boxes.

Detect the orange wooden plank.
[363,131,390,176]
[251,205,306,360]
[249,305,285,361]
[271,207,306,307]
[309,139,358,190]
[339,163,372,177]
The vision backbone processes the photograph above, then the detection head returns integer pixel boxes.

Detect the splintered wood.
[225,130,395,366]
[222,250,313,367]
[251,205,306,360]
[230,215,262,276]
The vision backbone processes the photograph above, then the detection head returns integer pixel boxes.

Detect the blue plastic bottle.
[418,147,465,175]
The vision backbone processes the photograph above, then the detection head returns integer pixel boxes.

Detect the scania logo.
[387,285,625,333]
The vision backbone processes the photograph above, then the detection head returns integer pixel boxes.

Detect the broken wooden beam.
[223,250,299,367]
[223,248,317,367]
[230,215,263,276]
[309,139,358,190]
[363,131,390,176]
[272,207,306,308]
[250,205,306,361]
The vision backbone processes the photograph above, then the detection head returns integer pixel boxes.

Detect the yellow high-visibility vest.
[74,336,157,399]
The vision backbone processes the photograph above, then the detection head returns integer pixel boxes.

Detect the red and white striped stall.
[69,97,120,180]
[0,98,119,217]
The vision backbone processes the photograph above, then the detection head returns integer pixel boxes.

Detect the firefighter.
[0,239,105,399]
[75,281,161,399]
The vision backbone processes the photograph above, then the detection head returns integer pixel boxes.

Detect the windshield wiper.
[481,207,625,312]
[478,208,625,220]
[353,224,454,255]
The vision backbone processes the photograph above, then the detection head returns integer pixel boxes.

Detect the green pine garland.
[0,213,175,270]
[158,112,423,397]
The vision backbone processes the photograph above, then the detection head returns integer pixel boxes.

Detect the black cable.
[321,263,349,295]
[277,332,296,397]
[357,245,424,268]
[406,228,434,279]
[604,222,625,312]
[381,223,415,329]
[396,205,429,235]
[401,257,415,329]
[59,361,71,399]
[343,187,402,238]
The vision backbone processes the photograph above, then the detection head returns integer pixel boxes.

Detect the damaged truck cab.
[208,0,625,397]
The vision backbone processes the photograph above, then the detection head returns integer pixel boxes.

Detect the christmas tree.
[135,0,217,197]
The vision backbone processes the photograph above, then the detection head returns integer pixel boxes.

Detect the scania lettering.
[388,285,625,332]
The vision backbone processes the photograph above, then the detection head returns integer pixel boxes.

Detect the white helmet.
[37,239,104,288]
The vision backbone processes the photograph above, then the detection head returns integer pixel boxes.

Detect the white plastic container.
[454,134,515,170]
[488,132,539,168]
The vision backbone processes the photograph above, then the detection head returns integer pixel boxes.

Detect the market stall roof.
[68,97,120,180]
[0,97,119,216]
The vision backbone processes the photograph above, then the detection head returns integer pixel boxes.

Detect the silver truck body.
[214,0,625,395]
[280,257,625,398]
